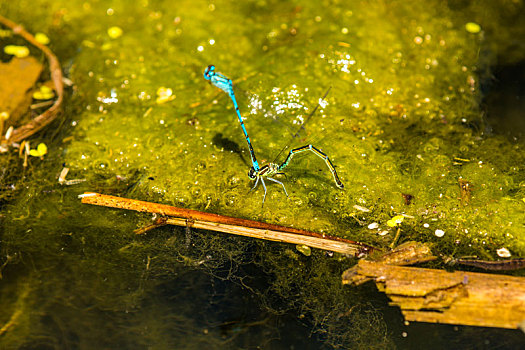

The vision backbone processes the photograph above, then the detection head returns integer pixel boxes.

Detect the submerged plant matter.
[1,0,525,348]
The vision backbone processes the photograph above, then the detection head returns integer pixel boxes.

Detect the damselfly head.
[248,166,257,180]
[203,65,215,80]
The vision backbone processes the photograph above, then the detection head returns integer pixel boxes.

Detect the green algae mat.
[1,0,524,348]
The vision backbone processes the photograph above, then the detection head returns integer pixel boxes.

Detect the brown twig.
[163,217,367,255]
[0,15,64,143]
[80,192,379,257]
[133,217,169,235]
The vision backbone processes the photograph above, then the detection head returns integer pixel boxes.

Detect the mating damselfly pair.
[203,65,344,203]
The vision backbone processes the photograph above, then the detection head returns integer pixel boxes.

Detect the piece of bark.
[344,260,525,329]
[342,241,436,286]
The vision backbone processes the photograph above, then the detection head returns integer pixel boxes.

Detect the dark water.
[484,61,525,139]
[1,0,525,349]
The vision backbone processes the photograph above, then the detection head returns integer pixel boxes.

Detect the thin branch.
[164,217,366,256]
[80,192,379,257]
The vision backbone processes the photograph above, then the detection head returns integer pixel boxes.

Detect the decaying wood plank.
[80,192,378,257]
[343,260,525,329]
[342,241,437,286]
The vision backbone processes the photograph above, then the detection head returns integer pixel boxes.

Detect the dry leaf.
[0,56,43,129]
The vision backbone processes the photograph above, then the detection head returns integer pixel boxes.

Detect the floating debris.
[0,16,64,143]
[58,167,86,185]
[465,22,481,34]
[23,141,30,166]
[29,143,47,157]
[497,247,511,258]
[78,193,97,199]
[353,204,370,212]
[296,244,312,257]
[107,26,123,39]
[156,87,175,104]
[413,36,423,44]
[389,216,405,248]
[452,157,470,165]
[4,126,14,140]
[434,229,445,237]
[0,111,8,141]
[35,32,50,45]
[458,178,472,205]
[387,215,404,227]
[58,167,69,183]
[33,85,55,100]
[368,222,379,229]
[4,45,29,58]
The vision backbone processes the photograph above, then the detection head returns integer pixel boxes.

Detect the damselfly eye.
[248,167,257,180]
[203,65,215,80]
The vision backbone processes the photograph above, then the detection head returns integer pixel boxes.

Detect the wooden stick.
[80,192,378,256]
[165,217,364,255]
[0,15,64,143]
[133,217,168,235]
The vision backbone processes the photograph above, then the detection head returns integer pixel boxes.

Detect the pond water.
[1,0,524,349]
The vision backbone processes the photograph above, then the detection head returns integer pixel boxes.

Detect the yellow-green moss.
[1,0,524,348]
